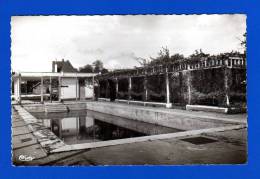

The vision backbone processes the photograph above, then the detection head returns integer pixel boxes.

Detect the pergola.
[96,56,246,108]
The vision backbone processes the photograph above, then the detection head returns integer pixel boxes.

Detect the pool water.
[31,110,183,145]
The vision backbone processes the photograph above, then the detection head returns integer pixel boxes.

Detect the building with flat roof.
[12,60,97,104]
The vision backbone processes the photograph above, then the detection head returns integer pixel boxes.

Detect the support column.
[97,80,100,100]
[49,76,52,102]
[224,67,230,107]
[40,76,44,103]
[75,76,78,101]
[144,76,148,102]
[187,71,192,105]
[128,77,132,103]
[115,78,118,99]
[92,76,95,100]
[58,76,61,102]
[18,74,21,104]
[165,68,172,108]
[76,117,79,139]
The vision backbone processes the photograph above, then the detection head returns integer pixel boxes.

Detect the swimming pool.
[31,110,183,145]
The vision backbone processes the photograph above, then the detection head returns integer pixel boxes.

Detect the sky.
[11,15,246,72]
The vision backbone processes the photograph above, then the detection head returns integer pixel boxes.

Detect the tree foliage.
[79,64,93,73]
[93,60,104,73]
[134,57,150,67]
[79,59,108,74]
[189,49,210,59]
[241,32,246,55]
[149,46,184,66]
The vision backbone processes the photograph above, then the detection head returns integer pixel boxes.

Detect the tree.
[134,57,150,67]
[79,64,93,73]
[92,60,104,73]
[149,47,184,66]
[101,68,109,74]
[241,32,246,55]
[236,32,246,56]
[170,53,184,61]
[189,49,210,58]
[150,46,170,65]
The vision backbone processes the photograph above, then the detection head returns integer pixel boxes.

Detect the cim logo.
[18,155,35,162]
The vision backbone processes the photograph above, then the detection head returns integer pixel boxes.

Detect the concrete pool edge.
[21,101,247,125]
[50,124,246,153]
[85,101,246,125]
[21,101,247,130]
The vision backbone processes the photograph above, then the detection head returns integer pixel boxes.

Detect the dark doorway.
[108,79,116,101]
[79,79,85,100]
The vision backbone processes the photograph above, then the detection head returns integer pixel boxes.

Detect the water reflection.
[49,116,145,144]
[32,110,183,145]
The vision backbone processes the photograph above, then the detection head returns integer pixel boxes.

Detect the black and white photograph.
[11,15,247,166]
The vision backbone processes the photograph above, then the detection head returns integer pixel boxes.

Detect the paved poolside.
[12,103,247,166]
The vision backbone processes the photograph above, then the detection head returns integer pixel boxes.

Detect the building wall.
[60,77,78,100]
[60,77,94,100]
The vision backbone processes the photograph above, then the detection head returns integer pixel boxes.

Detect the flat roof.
[12,72,98,79]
